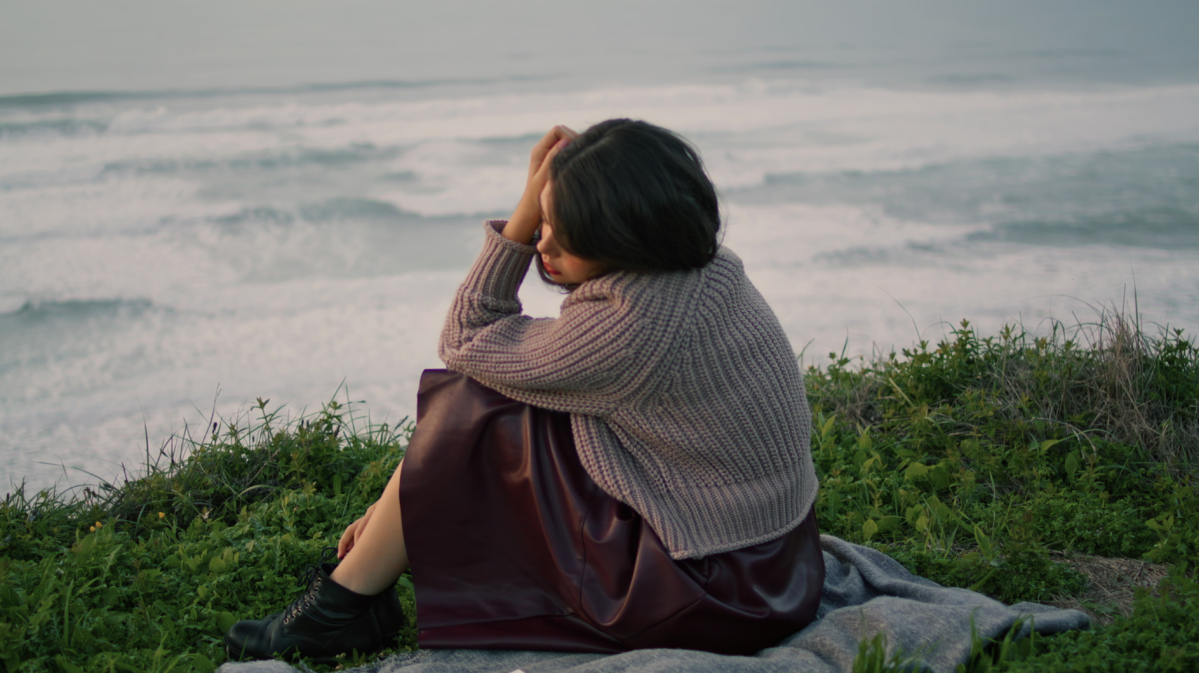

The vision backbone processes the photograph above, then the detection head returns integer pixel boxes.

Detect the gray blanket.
[218,535,1089,673]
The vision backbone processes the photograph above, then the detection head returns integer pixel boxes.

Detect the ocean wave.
[476,132,546,146]
[210,207,296,227]
[969,208,1199,250]
[210,198,428,227]
[740,142,1199,227]
[298,197,415,222]
[0,76,551,109]
[0,118,109,138]
[99,144,400,178]
[715,59,839,73]
[811,239,951,267]
[0,298,154,320]
[1014,48,1127,60]
[380,170,418,183]
[924,73,1016,88]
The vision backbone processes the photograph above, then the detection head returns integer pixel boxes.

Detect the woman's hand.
[502,125,578,244]
[338,502,378,560]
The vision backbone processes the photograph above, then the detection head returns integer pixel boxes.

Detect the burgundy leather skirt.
[399,370,824,655]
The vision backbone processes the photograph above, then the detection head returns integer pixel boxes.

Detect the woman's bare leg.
[331,460,410,595]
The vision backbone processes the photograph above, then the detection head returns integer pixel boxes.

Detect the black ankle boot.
[224,555,405,663]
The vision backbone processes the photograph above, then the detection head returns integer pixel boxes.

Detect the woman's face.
[537,181,605,286]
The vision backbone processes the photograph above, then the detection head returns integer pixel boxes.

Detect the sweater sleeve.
[438,220,677,417]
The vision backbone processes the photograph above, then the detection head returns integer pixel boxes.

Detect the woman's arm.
[438,222,679,416]
[501,125,577,244]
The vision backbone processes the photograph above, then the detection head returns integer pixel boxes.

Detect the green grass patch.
[1,397,415,672]
[2,309,1198,672]
[809,310,1198,671]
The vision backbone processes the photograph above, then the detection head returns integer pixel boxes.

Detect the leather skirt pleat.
[399,369,824,655]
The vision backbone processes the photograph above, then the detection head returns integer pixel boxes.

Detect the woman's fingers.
[338,519,359,559]
[340,518,364,558]
[533,139,568,181]
[527,128,560,175]
[547,125,577,143]
[517,139,567,219]
[528,125,577,177]
[338,503,378,559]
[505,125,575,244]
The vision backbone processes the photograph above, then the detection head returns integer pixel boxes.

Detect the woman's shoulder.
[709,246,746,279]
[713,245,742,265]
[690,246,751,299]
[566,246,749,312]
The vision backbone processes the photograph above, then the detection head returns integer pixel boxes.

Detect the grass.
[2,308,1197,672]
[0,397,415,672]
[807,308,1199,671]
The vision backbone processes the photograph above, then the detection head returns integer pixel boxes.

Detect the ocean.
[2,1,1198,491]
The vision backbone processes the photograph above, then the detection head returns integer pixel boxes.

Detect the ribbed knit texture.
[439,221,819,559]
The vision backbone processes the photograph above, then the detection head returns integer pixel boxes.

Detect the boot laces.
[282,546,339,625]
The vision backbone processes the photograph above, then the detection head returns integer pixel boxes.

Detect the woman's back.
[441,228,818,559]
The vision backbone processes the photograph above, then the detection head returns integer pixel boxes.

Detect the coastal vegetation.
[1,310,1196,672]
[810,310,1199,671]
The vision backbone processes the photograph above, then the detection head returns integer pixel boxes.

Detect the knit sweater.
[439,221,819,559]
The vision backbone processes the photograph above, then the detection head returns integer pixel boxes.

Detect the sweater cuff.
[462,220,537,300]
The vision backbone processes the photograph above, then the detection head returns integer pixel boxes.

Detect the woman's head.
[535,119,721,286]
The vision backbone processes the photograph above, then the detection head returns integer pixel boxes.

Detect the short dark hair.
[536,119,720,285]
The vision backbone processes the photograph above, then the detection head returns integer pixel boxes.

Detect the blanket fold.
[218,535,1090,673]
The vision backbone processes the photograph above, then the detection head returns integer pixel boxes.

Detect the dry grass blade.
[1046,553,1173,626]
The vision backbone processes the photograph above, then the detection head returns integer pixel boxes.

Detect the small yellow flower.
[95,521,102,528]
[89,526,95,532]
[158,512,165,519]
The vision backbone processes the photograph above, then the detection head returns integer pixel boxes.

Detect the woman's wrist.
[502,203,540,244]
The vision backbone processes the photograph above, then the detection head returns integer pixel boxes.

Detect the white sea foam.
[7,82,1199,224]
[723,201,1199,366]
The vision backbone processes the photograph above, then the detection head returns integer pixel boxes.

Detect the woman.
[225,119,823,662]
